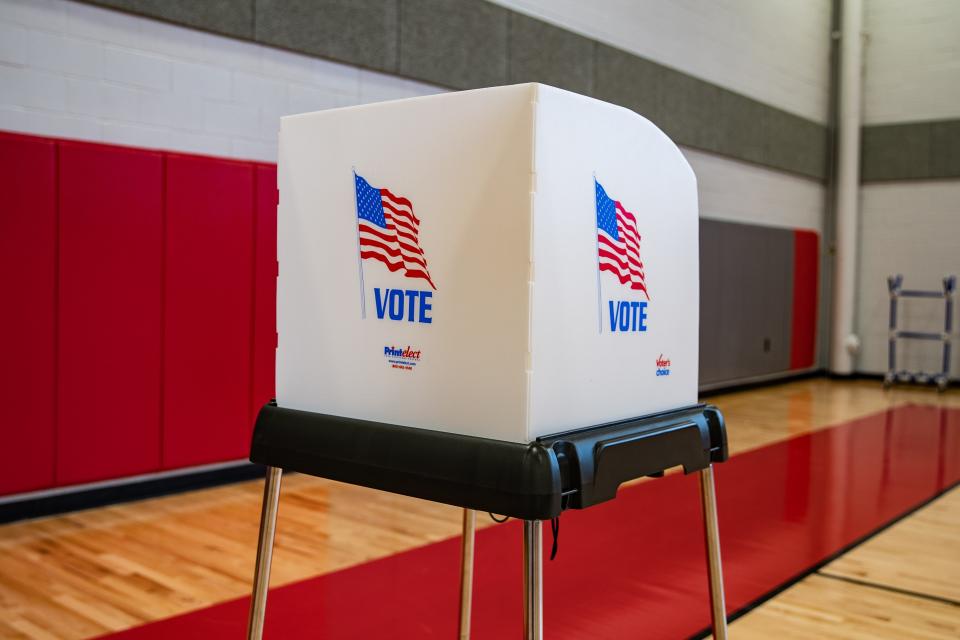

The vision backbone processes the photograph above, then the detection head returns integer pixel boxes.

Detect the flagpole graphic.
[352,168,367,319]
[593,175,603,333]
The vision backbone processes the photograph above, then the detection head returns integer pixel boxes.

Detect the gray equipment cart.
[885,274,955,391]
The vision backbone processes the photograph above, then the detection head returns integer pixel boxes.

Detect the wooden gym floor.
[0,377,958,639]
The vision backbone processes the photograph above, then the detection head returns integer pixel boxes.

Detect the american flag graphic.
[595,179,648,299]
[354,172,436,290]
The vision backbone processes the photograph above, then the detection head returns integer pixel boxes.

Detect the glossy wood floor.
[732,486,960,639]
[0,378,958,639]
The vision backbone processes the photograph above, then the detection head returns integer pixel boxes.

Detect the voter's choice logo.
[656,354,672,377]
[384,344,422,372]
[593,178,649,333]
[353,171,436,323]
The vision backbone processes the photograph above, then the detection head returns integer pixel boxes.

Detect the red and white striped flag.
[355,172,436,290]
[595,179,648,299]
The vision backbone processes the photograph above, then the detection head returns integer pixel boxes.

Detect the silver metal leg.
[458,508,476,640]
[246,466,283,640]
[522,520,543,640]
[699,465,728,640]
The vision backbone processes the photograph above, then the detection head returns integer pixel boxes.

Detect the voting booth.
[246,84,729,640]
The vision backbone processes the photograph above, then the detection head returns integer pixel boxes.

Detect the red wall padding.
[790,230,819,369]
[162,154,255,469]
[0,132,279,496]
[251,165,278,424]
[57,142,164,485]
[0,133,57,495]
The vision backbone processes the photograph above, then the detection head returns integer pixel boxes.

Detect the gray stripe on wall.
[862,120,960,182]
[594,44,827,180]
[399,0,508,89]
[86,0,256,39]
[81,0,829,180]
[507,12,595,96]
[255,0,400,72]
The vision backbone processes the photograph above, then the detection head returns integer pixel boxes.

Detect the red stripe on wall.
[56,141,164,485]
[0,132,57,495]
[790,229,819,369]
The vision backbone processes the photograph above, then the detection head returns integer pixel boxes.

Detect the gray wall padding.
[699,219,795,386]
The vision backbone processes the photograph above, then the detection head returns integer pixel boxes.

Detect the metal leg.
[458,509,476,640]
[886,297,896,387]
[246,466,283,640]
[699,465,728,640]
[522,520,543,640]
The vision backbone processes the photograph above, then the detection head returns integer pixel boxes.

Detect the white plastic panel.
[277,83,700,442]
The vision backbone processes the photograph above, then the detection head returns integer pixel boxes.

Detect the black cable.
[550,516,560,560]
[487,514,559,559]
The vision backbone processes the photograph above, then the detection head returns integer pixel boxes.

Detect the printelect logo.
[384,345,421,360]
[384,345,421,372]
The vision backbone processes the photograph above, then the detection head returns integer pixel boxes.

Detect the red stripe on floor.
[97,404,960,639]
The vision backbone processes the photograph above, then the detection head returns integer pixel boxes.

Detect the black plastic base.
[250,404,727,520]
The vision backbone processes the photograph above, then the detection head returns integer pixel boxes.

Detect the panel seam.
[248,166,260,436]
[158,154,168,469]
[52,142,61,486]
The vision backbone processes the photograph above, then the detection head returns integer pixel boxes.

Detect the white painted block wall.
[0,0,824,234]
[0,0,442,163]
[857,0,960,379]
[491,0,833,124]
[857,181,960,378]
[684,148,823,231]
[864,0,960,124]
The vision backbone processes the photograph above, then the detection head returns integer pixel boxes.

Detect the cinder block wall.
[856,0,960,378]
[0,0,442,161]
[0,0,829,231]
[491,0,833,124]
